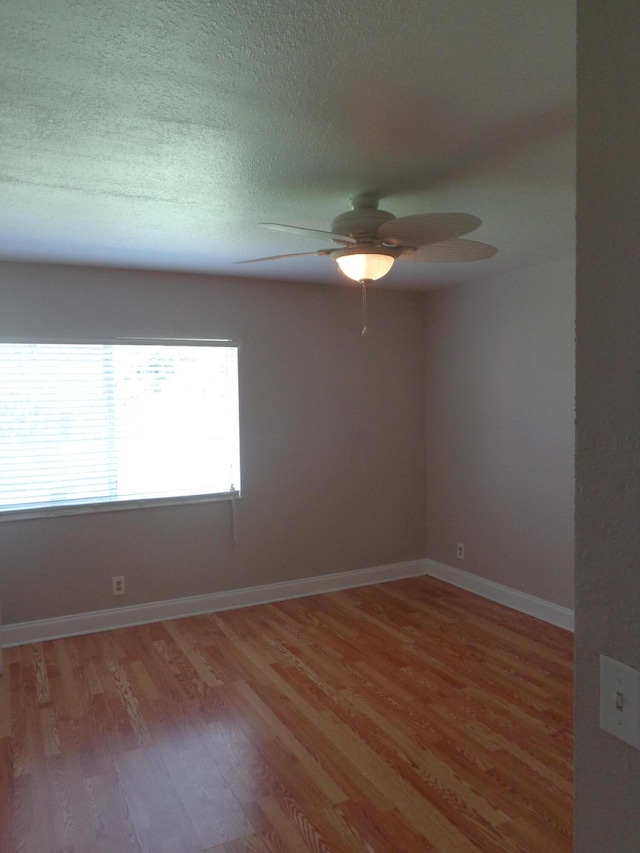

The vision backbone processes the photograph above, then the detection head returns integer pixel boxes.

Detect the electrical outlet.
[456,543,464,560]
[600,654,640,749]
[112,576,125,596]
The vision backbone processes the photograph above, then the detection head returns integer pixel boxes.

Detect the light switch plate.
[600,654,640,749]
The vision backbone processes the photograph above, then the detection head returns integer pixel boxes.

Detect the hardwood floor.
[0,576,573,851]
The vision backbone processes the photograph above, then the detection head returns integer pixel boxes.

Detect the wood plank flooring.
[0,576,573,851]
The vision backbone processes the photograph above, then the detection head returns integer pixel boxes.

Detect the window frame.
[0,336,242,522]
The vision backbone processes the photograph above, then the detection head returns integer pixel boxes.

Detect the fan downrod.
[350,191,381,210]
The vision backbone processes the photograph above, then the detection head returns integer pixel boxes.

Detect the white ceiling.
[0,0,575,291]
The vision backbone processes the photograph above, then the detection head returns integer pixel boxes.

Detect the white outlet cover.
[600,654,640,749]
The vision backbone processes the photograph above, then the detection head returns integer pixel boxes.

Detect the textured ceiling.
[0,0,575,290]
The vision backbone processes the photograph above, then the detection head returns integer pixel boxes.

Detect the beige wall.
[575,1,640,849]
[0,261,427,624]
[424,258,575,608]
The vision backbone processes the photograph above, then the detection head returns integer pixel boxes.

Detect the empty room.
[1,1,638,851]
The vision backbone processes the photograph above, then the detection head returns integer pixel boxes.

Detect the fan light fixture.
[237,197,498,335]
[333,250,396,282]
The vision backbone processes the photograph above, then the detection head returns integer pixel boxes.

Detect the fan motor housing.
[329,244,403,261]
[331,207,395,242]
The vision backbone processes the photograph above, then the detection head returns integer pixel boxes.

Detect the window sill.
[0,491,242,523]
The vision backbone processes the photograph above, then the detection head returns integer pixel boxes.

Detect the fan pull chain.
[361,281,368,337]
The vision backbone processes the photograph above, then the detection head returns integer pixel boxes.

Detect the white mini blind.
[0,341,240,515]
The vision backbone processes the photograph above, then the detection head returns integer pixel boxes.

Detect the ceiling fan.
[236,191,497,285]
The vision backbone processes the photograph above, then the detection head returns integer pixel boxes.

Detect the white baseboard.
[424,558,574,632]
[1,556,574,647]
[1,559,429,647]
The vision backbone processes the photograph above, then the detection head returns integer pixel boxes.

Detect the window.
[0,339,241,518]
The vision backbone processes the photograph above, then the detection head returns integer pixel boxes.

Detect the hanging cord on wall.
[361,280,369,337]
[229,484,238,545]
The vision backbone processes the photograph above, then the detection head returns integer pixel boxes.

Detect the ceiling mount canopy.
[236,194,497,284]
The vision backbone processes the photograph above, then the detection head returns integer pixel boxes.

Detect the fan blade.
[378,213,482,247]
[260,222,356,244]
[398,238,498,263]
[235,250,330,264]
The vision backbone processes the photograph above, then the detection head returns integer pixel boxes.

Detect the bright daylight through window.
[0,340,241,517]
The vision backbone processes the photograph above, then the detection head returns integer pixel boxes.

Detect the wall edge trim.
[424,558,574,632]
[1,559,429,647]
[2,557,574,647]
